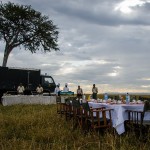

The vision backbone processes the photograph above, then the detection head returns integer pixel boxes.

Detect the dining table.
[1,95,56,106]
[88,101,150,135]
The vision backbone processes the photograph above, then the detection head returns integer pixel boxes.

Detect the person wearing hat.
[54,83,61,96]
[63,83,69,92]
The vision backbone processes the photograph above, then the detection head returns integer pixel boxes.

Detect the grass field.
[0,104,150,150]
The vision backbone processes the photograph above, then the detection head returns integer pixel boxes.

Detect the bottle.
[87,95,91,101]
[83,94,86,100]
[82,94,86,102]
[126,93,130,104]
[80,98,82,104]
[104,93,108,101]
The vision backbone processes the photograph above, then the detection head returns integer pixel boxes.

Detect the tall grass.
[0,104,150,150]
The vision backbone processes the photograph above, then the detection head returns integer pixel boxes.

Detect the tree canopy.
[0,1,59,67]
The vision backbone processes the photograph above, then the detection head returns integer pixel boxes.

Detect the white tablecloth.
[1,95,56,106]
[88,102,150,135]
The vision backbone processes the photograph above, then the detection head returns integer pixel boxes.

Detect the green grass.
[0,104,150,150]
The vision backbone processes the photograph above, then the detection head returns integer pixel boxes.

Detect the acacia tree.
[0,2,59,67]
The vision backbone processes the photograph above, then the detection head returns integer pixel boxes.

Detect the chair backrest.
[143,100,150,112]
[65,98,70,105]
[72,99,83,116]
[82,102,90,111]
[56,96,61,103]
[72,99,80,108]
[127,100,150,125]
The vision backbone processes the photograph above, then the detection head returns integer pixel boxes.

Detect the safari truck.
[0,66,56,98]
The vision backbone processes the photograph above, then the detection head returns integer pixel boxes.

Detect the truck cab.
[40,75,56,93]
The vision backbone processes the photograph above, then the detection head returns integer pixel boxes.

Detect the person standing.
[63,83,69,92]
[36,84,43,95]
[54,83,61,96]
[17,83,25,95]
[92,84,98,99]
[77,85,83,99]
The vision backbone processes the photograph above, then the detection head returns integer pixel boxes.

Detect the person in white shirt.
[54,83,61,96]
[77,85,83,99]
[17,83,25,95]
[63,83,69,92]
[36,84,43,95]
[92,84,98,99]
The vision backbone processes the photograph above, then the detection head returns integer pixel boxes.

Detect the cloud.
[1,0,150,94]
[114,0,150,14]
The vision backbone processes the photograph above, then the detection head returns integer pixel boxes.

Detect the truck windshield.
[44,77,54,84]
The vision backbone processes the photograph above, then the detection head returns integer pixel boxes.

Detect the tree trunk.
[2,47,12,67]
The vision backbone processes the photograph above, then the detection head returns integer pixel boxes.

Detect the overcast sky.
[1,0,150,94]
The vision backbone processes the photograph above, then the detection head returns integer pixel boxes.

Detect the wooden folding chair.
[64,98,73,121]
[126,100,150,138]
[56,96,66,116]
[82,102,113,133]
[71,99,83,129]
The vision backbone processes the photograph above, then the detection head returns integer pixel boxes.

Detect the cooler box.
[60,91,74,95]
